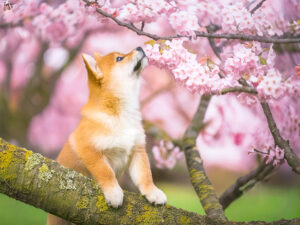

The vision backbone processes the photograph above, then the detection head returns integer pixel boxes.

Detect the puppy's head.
[82,47,147,94]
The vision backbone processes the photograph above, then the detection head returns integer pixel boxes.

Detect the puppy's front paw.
[144,186,167,205]
[103,185,124,208]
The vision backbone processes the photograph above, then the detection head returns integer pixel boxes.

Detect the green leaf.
[144,40,156,46]
[259,56,267,65]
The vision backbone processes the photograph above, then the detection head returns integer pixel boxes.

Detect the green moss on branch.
[0,138,299,225]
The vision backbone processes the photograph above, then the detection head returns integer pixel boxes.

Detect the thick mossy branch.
[0,138,300,225]
[0,138,209,225]
[182,95,227,221]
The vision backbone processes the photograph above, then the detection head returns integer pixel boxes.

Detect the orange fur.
[47,48,166,225]
[129,145,156,193]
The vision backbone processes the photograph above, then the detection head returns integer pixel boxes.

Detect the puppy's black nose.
[136,47,145,57]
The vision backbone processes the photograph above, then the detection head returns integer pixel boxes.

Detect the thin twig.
[250,0,266,14]
[82,0,300,44]
[219,162,274,209]
[207,31,272,210]
[237,78,300,174]
[206,24,222,59]
[141,21,145,31]
[143,120,182,147]
[260,102,300,174]
[246,0,257,10]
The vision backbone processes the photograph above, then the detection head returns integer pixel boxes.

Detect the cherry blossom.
[1,0,300,172]
[250,146,285,167]
[152,140,184,169]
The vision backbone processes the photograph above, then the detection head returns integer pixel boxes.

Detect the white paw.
[103,185,124,208]
[144,186,167,205]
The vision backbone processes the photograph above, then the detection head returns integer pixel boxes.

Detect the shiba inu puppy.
[47,47,167,225]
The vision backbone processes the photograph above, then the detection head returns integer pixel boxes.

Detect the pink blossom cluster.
[2,0,39,23]
[89,0,289,37]
[251,3,287,36]
[32,1,86,43]
[84,0,115,16]
[222,43,300,101]
[244,95,300,167]
[2,0,300,173]
[223,42,265,80]
[1,0,104,44]
[152,140,184,169]
[191,0,223,27]
[289,20,300,35]
[256,69,289,100]
[169,10,199,36]
[266,146,285,166]
[145,39,232,94]
[221,2,255,34]
[249,146,285,166]
[145,39,299,101]
[221,2,286,36]
[117,0,176,23]
[271,99,300,152]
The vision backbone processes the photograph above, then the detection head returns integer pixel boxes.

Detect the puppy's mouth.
[133,47,147,74]
[133,58,143,72]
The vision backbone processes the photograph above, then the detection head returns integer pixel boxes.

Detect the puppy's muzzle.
[134,47,147,72]
[136,47,146,58]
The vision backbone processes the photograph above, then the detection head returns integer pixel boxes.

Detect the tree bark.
[260,102,300,174]
[182,95,227,221]
[0,137,299,225]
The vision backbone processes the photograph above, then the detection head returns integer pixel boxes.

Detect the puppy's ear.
[82,53,102,80]
[94,52,102,62]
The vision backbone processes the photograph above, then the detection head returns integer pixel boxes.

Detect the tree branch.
[82,0,300,44]
[206,24,222,59]
[260,102,300,174]
[220,86,258,95]
[0,20,23,29]
[219,162,274,209]
[19,32,89,121]
[0,138,208,225]
[181,95,227,221]
[143,120,183,147]
[236,78,300,174]
[1,138,299,225]
[250,0,266,14]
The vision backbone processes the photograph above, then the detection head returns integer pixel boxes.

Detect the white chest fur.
[90,110,145,176]
[86,76,144,175]
[91,111,145,149]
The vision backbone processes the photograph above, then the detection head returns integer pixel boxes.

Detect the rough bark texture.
[219,163,274,209]
[0,138,299,225]
[0,138,208,225]
[182,95,227,221]
[260,102,300,174]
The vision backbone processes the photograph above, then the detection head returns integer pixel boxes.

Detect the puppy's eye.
[116,56,124,62]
